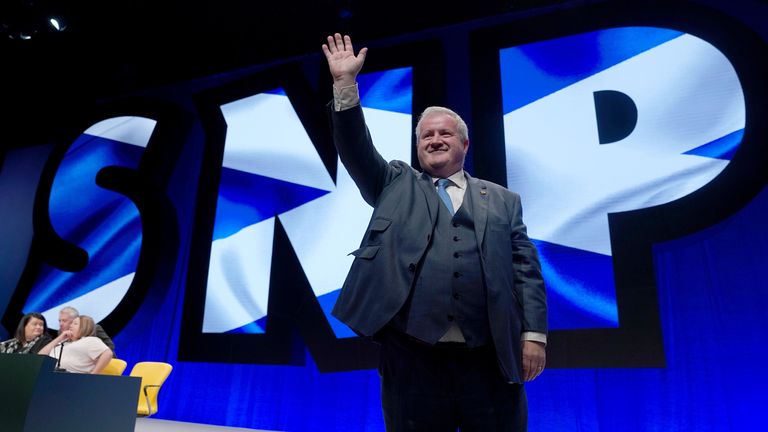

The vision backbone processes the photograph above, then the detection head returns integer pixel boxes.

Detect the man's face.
[59,311,74,332]
[416,113,469,178]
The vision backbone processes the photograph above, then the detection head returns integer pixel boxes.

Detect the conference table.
[0,353,140,432]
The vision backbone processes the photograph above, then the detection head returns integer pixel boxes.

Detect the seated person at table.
[0,312,52,354]
[57,306,116,356]
[38,315,112,373]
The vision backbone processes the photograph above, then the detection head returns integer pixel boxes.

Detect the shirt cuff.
[522,331,547,345]
[333,83,360,111]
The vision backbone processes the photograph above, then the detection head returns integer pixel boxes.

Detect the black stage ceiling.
[1,0,575,149]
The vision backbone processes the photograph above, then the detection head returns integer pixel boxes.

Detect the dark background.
[2,0,768,430]
[1,0,575,149]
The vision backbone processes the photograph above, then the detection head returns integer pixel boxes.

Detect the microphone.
[54,341,68,372]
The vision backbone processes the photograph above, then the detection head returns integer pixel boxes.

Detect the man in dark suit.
[322,33,547,431]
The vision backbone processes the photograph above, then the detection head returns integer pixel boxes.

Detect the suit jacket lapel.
[417,171,440,226]
[466,173,489,248]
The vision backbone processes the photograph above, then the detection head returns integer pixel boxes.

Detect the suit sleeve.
[94,324,116,355]
[509,194,548,335]
[331,104,401,206]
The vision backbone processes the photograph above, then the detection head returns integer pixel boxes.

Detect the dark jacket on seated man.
[93,324,116,354]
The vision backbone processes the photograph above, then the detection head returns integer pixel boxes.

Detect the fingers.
[343,34,353,53]
[523,358,535,381]
[323,33,343,54]
[322,33,357,55]
[321,33,367,86]
[522,340,546,381]
[326,34,338,52]
[532,362,545,381]
[322,42,331,58]
[523,359,545,381]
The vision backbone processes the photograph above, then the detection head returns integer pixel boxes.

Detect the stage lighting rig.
[1,0,69,41]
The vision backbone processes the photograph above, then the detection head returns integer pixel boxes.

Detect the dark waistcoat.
[390,188,491,347]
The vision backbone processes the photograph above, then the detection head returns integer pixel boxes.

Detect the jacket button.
[453,252,460,258]
[447,314,454,321]
[453,236,459,241]
[408,263,416,272]
[453,272,461,278]
[453,293,460,300]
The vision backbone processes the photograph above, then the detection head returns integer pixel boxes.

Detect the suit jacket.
[331,105,547,383]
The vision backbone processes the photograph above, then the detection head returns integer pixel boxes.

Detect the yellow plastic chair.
[99,358,128,376]
[129,361,173,417]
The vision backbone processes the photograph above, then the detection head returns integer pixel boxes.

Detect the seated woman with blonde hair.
[38,315,112,373]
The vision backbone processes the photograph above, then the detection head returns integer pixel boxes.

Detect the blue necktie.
[436,178,454,215]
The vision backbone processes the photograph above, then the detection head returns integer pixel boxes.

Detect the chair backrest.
[100,358,128,376]
[129,361,173,417]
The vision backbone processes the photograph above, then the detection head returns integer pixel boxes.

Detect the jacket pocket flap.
[370,218,392,232]
[349,246,380,259]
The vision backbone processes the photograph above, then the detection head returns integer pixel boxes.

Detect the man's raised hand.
[322,33,367,88]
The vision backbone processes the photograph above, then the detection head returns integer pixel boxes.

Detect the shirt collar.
[431,170,466,190]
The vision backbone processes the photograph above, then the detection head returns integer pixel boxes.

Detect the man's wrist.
[333,77,356,88]
[333,83,361,112]
[522,331,547,345]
